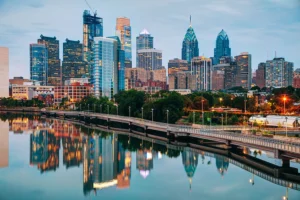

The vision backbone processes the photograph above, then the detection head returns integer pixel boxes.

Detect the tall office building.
[168,58,189,75]
[293,68,300,88]
[30,44,48,86]
[191,56,212,91]
[213,29,231,65]
[136,29,154,67]
[62,39,88,84]
[92,37,123,99]
[224,61,238,89]
[265,57,293,88]
[235,52,252,89]
[116,17,132,68]
[0,47,9,97]
[169,71,196,90]
[38,35,61,86]
[181,16,199,62]
[83,10,103,76]
[137,49,162,70]
[255,63,266,88]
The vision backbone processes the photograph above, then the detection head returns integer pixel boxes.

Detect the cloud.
[27,1,45,8]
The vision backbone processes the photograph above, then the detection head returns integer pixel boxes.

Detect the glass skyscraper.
[181,17,199,63]
[191,56,212,91]
[62,39,88,84]
[213,29,231,65]
[37,35,60,86]
[137,49,162,71]
[92,37,122,99]
[136,29,153,67]
[116,17,132,68]
[30,44,48,86]
[265,57,293,88]
[83,10,103,76]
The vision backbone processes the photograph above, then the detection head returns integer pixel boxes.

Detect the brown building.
[168,71,196,90]
[211,70,225,90]
[255,63,266,88]
[168,58,188,75]
[9,77,31,85]
[293,68,300,88]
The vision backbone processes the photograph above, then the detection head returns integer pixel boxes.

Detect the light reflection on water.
[0,116,300,200]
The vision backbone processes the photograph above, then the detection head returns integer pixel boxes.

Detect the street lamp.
[249,173,255,186]
[219,97,223,107]
[100,104,102,113]
[285,116,288,138]
[151,108,154,122]
[221,114,224,130]
[225,112,228,125]
[193,111,195,124]
[129,106,131,118]
[244,99,247,113]
[166,109,169,125]
[202,99,204,125]
[141,107,144,120]
[283,95,287,114]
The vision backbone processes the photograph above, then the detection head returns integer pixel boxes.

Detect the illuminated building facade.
[116,17,132,68]
[137,49,162,70]
[191,56,212,91]
[235,52,252,89]
[62,39,88,84]
[255,63,266,88]
[38,35,61,86]
[293,68,300,88]
[30,44,48,86]
[168,58,189,75]
[265,57,293,88]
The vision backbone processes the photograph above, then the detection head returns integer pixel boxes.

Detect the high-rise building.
[136,29,154,67]
[265,57,293,88]
[83,10,103,77]
[255,63,266,88]
[168,58,189,75]
[211,70,225,91]
[224,61,238,89]
[62,39,88,84]
[191,56,212,91]
[293,68,300,88]
[181,16,199,63]
[30,44,48,86]
[92,37,122,99]
[0,47,9,97]
[235,52,252,89]
[38,35,61,86]
[137,49,162,70]
[168,71,196,90]
[213,29,231,65]
[116,17,132,68]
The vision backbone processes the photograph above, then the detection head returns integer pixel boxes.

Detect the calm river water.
[0,116,300,200]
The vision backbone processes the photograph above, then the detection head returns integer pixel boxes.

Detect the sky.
[0,0,300,78]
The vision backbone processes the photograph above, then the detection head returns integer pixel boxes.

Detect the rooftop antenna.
[190,15,192,27]
[275,51,277,58]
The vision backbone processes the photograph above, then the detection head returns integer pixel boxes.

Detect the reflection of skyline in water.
[0,120,9,168]
[3,116,300,199]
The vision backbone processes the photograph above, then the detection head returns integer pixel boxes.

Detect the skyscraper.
[181,16,199,63]
[137,49,162,70]
[235,52,252,89]
[191,56,212,91]
[136,29,154,67]
[293,68,300,88]
[116,17,132,68]
[62,39,88,84]
[38,35,61,86]
[213,29,231,65]
[265,57,293,88]
[255,63,266,88]
[92,37,122,99]
[168,58,189,75]
[0,47,9,97]
[30,44,48,86]
[83,10,103,76]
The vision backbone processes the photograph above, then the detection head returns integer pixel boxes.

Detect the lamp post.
[151,108,154,122]
[202,99,204,125]
[283,95,287,114]
[100,104,102,113]
[141,107,144,120]
[219,97,223,107]
[193,111,195,124]
[249,173,255,186]
[129,106,131,118]
[107,105,109,115]
[166,109,169,126]
[94,104,95,113]
[244,99,247,114]
[285,116,288,138]
[221,114,224,130]
[225,112,228,125]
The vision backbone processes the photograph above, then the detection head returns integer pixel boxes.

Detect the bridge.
[43,110,300,164]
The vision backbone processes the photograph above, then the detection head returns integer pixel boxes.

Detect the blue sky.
[0,0,299,78]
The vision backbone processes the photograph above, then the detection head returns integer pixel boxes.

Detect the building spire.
[189,15,192,27]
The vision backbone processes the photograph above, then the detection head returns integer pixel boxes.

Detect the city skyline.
[0,0,299,78]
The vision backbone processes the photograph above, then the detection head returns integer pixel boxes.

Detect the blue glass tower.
[92,37,122,99]
[181,16,199,63]
[136,29,154,67]
[30,44,48,85]
[213,29,231,65]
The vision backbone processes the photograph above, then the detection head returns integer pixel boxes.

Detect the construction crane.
[84,0,97,15]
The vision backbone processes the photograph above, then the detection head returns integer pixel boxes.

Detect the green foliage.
[0,97,44,108]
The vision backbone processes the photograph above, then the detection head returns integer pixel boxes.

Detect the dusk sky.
[0,0,299,78]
